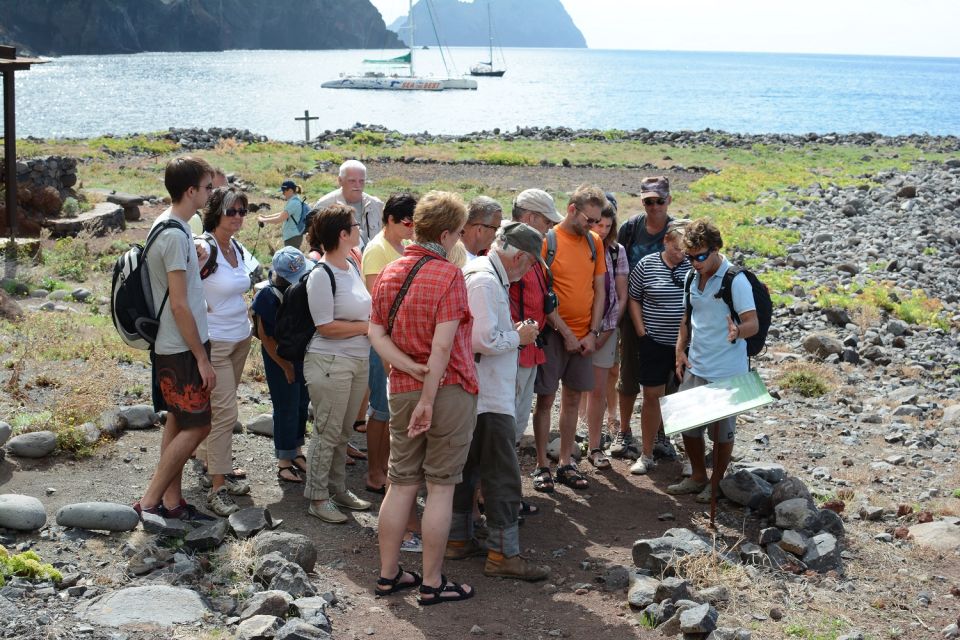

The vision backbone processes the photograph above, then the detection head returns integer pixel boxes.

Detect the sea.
[7,48,960,140]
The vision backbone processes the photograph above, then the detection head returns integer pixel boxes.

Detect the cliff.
[0,0,403,56]
[389,0,586,49]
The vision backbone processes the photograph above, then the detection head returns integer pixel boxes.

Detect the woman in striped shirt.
[626,220,691,475]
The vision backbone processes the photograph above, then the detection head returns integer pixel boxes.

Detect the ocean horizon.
[6,47,960,140]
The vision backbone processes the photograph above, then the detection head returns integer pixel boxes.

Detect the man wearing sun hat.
[611,176,675,461]
[447,222,549,582]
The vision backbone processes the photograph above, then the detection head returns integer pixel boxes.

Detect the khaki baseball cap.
[514,189,563,223]
[640,176,671,200]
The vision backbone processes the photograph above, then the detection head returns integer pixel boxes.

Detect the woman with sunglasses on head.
[582,195,629,470]
[625,220,691,476]
[195,186,254,515]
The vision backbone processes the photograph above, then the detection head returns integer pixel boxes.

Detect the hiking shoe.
[608,432,634,458]
[598,432,612,451]
[132,501,164,520]
[206,487,239,516]
[198,472,213,490]
[653,429,678,460]
[224,475,251,496]
[695,484,714,504]
[630,455,656,475]
[681,459,693,477]
[666,477,708,496]
[331,490,371,511]
[445,538,486,561]
[166,500,217,522]
[400,532,423,553]
[483,553,550,582]
[308,501,348,524]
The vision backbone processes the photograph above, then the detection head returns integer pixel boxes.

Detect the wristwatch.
[591,329,601,338]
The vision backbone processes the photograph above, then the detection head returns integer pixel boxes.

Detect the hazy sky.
[369,0,960,58]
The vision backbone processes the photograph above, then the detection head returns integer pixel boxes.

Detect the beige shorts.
[388,384,478,486]
[592,327,619,369]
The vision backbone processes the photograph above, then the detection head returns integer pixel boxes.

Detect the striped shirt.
[628,252,691,347]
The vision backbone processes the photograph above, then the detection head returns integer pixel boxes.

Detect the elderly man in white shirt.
[313,160,384,246]
[446,222,550,582]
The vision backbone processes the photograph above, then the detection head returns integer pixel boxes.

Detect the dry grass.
[851,304,882,333]
[210,538,259,588]
[775,361,840,398]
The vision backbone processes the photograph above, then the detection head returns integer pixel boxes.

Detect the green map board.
[660,371,774,436]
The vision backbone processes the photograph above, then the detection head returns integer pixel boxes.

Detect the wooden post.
[294,110,319,143]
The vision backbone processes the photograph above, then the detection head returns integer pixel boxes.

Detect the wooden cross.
[294,110,319,143]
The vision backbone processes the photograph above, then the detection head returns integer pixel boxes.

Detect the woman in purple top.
[583,197,629,469]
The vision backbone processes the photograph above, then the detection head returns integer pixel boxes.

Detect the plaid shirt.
[370,244,478,396]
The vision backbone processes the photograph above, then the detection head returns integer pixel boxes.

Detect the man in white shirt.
[313,160,384,246]
[461,196,502,260]
[446,222,549,582]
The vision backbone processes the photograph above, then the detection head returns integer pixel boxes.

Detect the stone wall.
[12,156,79,200]
[1,155,88,236]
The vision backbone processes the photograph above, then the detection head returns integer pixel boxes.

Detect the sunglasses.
[577,209,601,225]
[400,218,414,227]
[686,249,713,263]
[643,198,666,206]
[224,207,248,217]
[473,223,500,231]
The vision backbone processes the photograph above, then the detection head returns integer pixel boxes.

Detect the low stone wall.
[10,155,79,200]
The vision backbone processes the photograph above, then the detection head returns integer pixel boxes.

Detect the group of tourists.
[133,156,758,606]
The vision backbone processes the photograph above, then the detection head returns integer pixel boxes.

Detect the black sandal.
[375,566,422,596]
[292,455,308,473]
[417,574,474,606]
[531,467,555,493]
[556,463,589,490]
[277,466,304,483]
[520,500,540,516]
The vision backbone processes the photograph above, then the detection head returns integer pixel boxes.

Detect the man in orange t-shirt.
[530,185,607,493]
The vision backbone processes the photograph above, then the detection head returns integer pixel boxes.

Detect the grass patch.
[777,362,836,398]
[815,281,950,330]
[0,547,63,587]
[784,617,848,640]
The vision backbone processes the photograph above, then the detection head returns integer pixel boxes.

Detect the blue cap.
[605,191,618,212]
[271,246,315,285]
[280,180,297,192]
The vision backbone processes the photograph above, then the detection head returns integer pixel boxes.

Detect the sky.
[368,0,960,58]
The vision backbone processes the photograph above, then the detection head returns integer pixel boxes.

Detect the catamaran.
[470,0,506,77]
[321,0,476,91]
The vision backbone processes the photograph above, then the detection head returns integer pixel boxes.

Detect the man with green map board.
[666,219,759,505]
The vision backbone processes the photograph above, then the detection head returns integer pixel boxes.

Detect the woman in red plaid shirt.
[368,190,479,606]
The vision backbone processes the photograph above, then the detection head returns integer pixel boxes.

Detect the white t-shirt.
[146,210,209,355]
[306,259,371,359]
[198,237,252,342]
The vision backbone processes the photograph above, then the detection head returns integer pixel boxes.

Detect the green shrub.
[778,364,833,398]
[0,547,63,586]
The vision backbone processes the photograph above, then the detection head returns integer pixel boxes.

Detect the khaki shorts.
[592,327,619,369]
[388,384,478,486]
[534,329,594,395]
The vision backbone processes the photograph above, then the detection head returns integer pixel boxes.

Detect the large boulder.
[0,421,11,447]
[909,517,960,552]
[632,528,713,573]
[82,585,208,627]
[775,498,817,531]
[6,431,57,458]
[0,494,47,531]
[239,590,294,621]
[254,531,318,573]
[770,476,813,508]
[802,333,843,358]
[719,470,773,511]
[802,533,842,572]
[55,502,139,532]
[627,574,660,609]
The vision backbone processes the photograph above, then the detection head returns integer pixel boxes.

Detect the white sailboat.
[321,0,476,91]
[470,0,506,77]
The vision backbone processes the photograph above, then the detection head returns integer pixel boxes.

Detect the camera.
[543,290,558,315]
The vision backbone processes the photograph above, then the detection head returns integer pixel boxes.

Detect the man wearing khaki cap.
[447,222,549,582]
[611,176,675,461]
[509,189,562,446]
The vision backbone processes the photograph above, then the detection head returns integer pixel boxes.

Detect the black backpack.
[274,258,361,362]
[111,220,189,350]
[275,263,335,362]
[685,265,772,358]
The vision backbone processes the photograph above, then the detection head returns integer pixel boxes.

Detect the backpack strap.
[586,232,596,262]
[198,232,219,280]
[387,256,434,335]
[717,265,742,323]
[146,220,191,323]
[683,269,696,340]
[545,229,557,268]
[317,262,337,299]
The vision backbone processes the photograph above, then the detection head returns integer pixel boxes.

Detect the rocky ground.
[0,146,959,640]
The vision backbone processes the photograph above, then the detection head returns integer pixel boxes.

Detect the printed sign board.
[661,371,774,436]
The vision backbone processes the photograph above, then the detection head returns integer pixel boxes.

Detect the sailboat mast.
[487,0,493,64]
[409,0,415,76]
